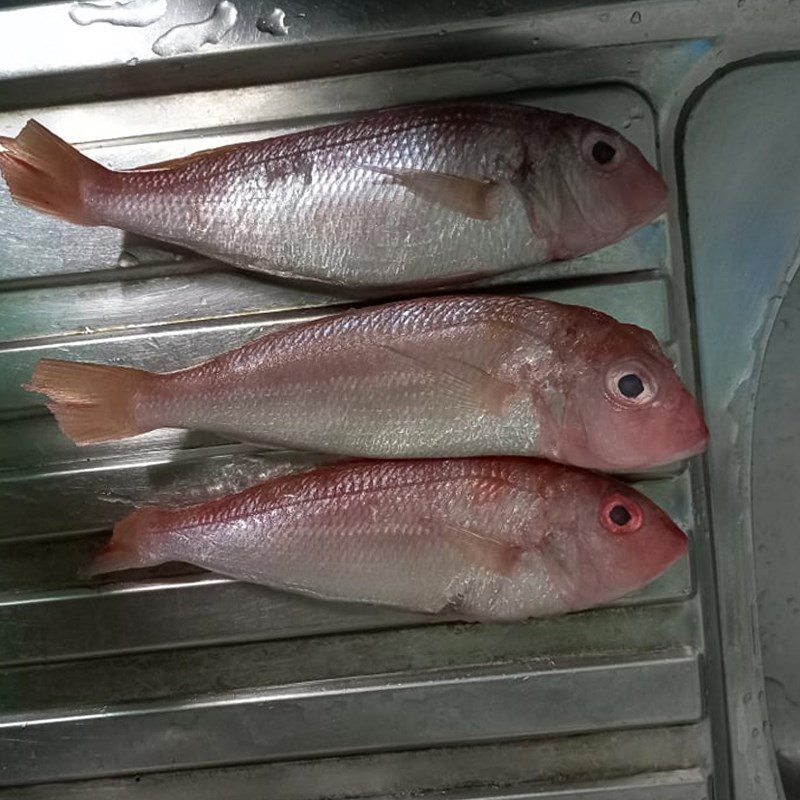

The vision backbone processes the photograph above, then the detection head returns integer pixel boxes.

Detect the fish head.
[543,473,687,610]
[556,320,708,470]
[522,114,667,260]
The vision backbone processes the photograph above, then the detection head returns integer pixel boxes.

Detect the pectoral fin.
[440,522,523,576]
[378,343,514,416]
[368,166,498,220]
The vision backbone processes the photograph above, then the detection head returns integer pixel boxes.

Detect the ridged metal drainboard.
[2,1,800,798]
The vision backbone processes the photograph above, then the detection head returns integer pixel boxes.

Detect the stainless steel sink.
[0,1,797,798]
[754,268,800,799]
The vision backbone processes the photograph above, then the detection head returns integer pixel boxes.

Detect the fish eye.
[600,494,643,534]
[609,504,631,525]
[582,132,624,171]
[592,140,616,165]
[605,361,657,408]
[617,373,644,398]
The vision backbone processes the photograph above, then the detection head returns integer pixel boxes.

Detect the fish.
[87,457,688,620]
[24,294,708,471]
[0,103,667,288]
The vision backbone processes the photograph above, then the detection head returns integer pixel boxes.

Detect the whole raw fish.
[26,295,708,470]
[0,103,667,287]
[88,458,687,620]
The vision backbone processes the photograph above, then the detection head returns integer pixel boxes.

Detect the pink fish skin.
[87,458,687,620]
[0,104,666,287]
[25,295,708,471]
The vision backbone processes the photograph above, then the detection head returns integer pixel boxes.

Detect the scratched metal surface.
[0,1,796,798]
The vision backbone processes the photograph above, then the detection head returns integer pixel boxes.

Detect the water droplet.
[758,690,765,701]
[125,56,140,66]
[531,37,540,45]
[69,0,166,27]
[744,692,752,703]
[599,11,610,21]
[737,0,745,6]
[117,250,139,268]
[630,10,642,23]
[751,727,759,738]
[256,7,289,36]
[152,1,238,57]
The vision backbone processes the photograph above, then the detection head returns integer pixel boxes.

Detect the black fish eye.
[592,140,616,165]
[609,505,631,526]
[617,373,644,398]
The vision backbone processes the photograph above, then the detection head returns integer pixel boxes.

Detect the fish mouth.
[669,436,709,463]
[669,410,710,462]
[645,503,689,576]
[624,168,669,232]
[626,187,668,232]
[653,526,689,577]
[634,435,708,471]
[643,193,668,221]
[662,517,689,563]
[599,427,708,473]
[646,394,709,467]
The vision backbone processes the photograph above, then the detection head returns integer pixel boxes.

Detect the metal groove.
[0,654,703,786]
[0,602,701,715]
[0,570,693,667]
[0,722,712,799]
[0,12,727,795]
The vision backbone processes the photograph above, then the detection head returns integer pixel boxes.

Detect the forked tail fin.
[0,119,109,224]
[24,358,155,445]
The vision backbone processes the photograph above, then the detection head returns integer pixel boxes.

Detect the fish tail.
[0,120,109,225]
[24,358,155,445]
[85,508,169,576]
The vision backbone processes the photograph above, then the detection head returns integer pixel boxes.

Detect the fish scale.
[25,294,709,470]
[0,103,668,286]
[87,457,688,621]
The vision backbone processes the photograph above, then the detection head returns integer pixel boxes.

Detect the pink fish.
[25,295,708,470]
[0,104,666,287]
[88,458,687,620]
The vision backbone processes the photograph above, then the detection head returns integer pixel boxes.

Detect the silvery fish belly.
[25,295,708,471]
[0,103,668,287]
[87,458,688,621]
